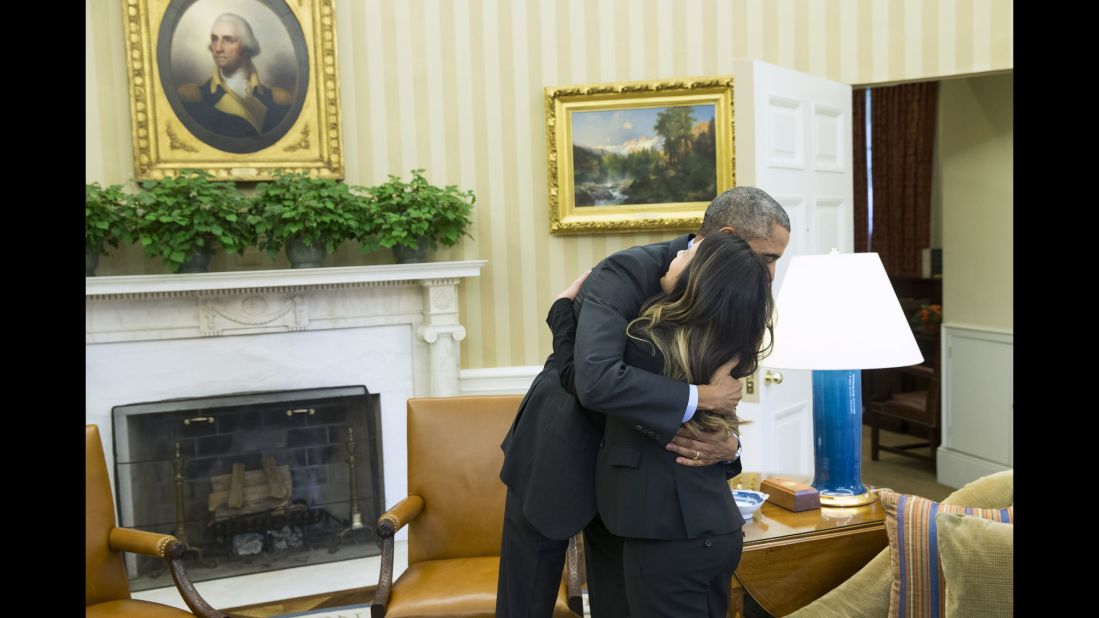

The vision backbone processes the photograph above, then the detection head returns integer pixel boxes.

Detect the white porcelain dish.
[732,489,769,519]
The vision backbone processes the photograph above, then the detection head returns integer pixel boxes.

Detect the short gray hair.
[213,13,261,57]
[698,186,790,240]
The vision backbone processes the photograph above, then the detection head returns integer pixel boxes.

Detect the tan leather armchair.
[371,396,582,617]
[86,424,226,618]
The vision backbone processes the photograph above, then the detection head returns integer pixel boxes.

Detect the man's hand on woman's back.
[696,357,742,416]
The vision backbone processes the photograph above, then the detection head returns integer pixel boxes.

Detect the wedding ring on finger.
[693,450,701,460]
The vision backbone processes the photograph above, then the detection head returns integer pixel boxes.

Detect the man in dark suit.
[498,186,791,616]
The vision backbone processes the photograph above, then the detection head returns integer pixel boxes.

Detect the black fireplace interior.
[112,385,384,590]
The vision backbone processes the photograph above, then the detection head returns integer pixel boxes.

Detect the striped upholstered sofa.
[788,469,1014,618]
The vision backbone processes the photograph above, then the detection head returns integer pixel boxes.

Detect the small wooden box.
[761,477,821,512]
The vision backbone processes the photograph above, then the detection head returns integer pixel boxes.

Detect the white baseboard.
[937,448,1011,489]
[458,366,542,395]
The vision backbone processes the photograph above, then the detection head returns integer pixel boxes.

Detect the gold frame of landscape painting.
[545,76,734,235]
[122,0,344,180]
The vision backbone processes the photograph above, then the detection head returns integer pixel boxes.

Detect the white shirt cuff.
[683,384,699,424]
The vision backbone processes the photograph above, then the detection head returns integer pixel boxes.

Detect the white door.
[732,59,854,477]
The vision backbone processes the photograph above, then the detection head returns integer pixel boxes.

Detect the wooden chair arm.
[566,534,584,616]
[371,535,396,618]
[109,527,228,618]
[377,495,425,538]
[372,496,424,618]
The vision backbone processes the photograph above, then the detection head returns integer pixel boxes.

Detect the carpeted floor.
[860,424,955,501]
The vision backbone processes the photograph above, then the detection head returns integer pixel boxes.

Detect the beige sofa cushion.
[935,513,1013,618]
[879,490,1013,618]
[939,469,1013,509]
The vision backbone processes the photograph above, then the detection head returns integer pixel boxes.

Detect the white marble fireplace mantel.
[85,261,484,608]
[86,261,485,394]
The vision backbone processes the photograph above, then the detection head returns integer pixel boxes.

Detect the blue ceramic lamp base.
[811,370,877,507]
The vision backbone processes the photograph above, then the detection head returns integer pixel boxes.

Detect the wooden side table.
[728,485,887,617]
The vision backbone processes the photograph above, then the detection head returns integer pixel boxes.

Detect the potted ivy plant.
[363,169,475,263]
[131,170,253,273]
[251,172,366,268]
[85,182,133,276]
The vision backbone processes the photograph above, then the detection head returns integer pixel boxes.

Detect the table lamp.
[764,251,923,507]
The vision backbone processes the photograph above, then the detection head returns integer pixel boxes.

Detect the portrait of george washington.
[157,0,309,154]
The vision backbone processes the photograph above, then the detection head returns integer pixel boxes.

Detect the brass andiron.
[175,441,188,546]
[146,442,193,578]
[171,441,216,569]
[329,426,367,552]
[347,426,364,530]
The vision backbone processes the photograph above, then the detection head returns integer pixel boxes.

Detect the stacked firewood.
[208,456,292,522]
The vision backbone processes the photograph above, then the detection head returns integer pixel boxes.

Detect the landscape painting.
[571,104,717,207]
[545,76,734,234]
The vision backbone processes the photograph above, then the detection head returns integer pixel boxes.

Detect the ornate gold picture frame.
[545,76,734,234]
[122,0,343,180]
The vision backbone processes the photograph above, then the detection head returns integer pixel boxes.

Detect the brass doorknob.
[764,370,784,385]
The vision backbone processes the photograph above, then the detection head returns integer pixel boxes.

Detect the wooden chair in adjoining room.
[867,351,942,472]
[86,424,226,617]
[371,395,582,618]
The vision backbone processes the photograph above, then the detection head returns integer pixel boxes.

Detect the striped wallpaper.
[86,0,1012,369]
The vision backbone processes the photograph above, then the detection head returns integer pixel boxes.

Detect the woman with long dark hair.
[551,232,774,616]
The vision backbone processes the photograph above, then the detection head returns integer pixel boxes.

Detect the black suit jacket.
[547,298,745,541]
[594,334,745,540]
[499,235,695,540]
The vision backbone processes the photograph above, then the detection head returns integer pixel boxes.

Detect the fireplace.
[113,386,383,590]
[86,262,484,607]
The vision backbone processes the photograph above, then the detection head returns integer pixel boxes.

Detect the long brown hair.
[628,234,774,436]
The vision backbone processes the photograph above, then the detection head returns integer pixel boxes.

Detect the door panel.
[813,197,847,255]
[733,59,854,477]
[767,95,805,169]
[812,104,846,172]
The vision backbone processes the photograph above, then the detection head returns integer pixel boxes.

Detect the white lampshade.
[764,252,923,370]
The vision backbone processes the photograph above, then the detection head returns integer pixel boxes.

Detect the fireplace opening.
[112,385,384,591]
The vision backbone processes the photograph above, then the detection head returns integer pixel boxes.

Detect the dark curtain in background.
[868,82,937,276]
[852,88,869,253]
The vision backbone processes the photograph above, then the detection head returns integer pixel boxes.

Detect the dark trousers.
[582,512,629,617]
[497,489,630,617]
[621,529,744,618]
